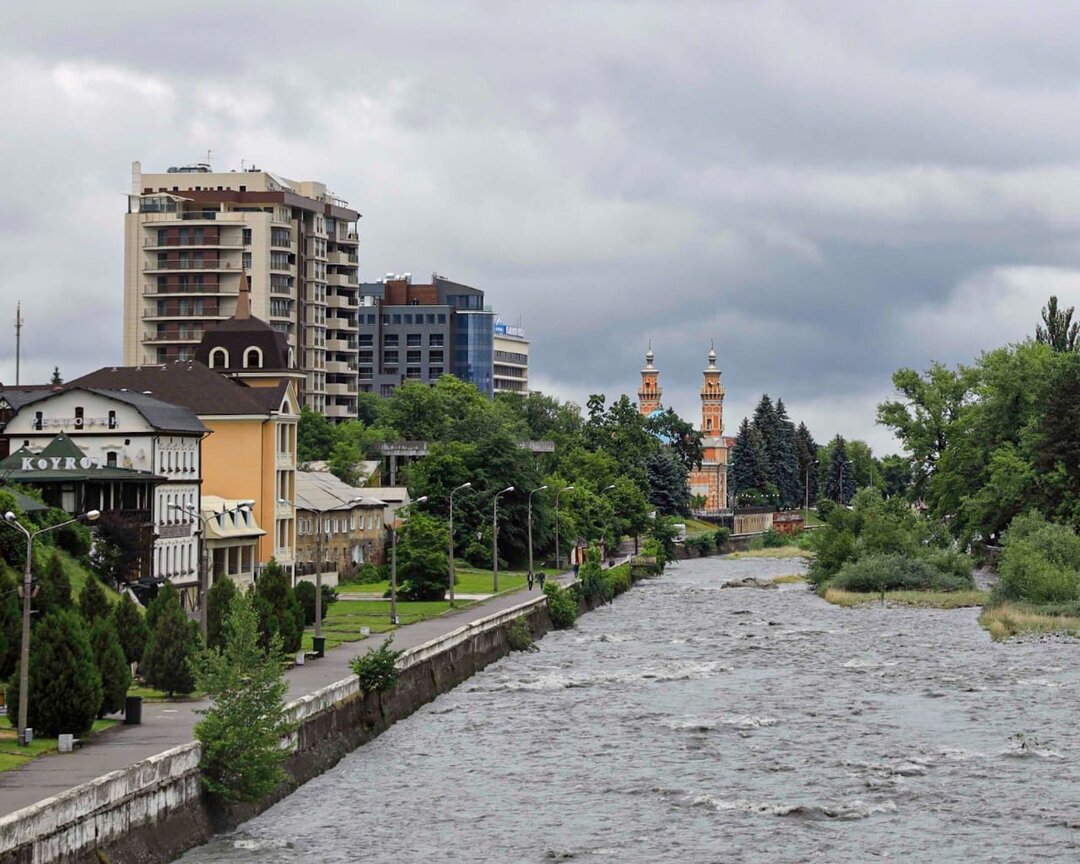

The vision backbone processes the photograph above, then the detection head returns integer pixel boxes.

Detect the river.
[182,556,1080,863]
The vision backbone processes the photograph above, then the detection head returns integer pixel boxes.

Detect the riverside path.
[0,569,588,817]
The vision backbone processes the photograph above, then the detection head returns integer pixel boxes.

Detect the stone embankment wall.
[0,579,627,864]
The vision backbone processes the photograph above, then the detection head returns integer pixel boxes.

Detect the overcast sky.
[2,1,1078,453]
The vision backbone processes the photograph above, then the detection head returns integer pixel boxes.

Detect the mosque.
[637,344,732,513]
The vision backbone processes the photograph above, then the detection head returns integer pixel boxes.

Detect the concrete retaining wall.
[0,592,562,864]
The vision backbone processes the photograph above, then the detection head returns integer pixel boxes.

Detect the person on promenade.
[537,572,546,590]
[527,571,535,591]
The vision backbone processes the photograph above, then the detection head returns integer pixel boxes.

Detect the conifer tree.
[6,610,102,736]
[79,576,111,625]
[90,619,131,716]
[35,552,72,618]
[730,417,772,503]
[144,581,180,632]
[773,399,801,509]
[646,450,691,516]
[111,593,149,666]
[822,435,856,505]
[795,422,820,508]
[206,576,238,650]
[142,588,200,696]
[254,560,304,654]
[0,567,20,680]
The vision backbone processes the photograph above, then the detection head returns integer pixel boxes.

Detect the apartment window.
[437,314,446,324]
[33,411,42,430]
[358,350,373,363]
[242,229,252,245]
[381,314,390,325]
[242,252,252,270]
[384,350,399,364]
[406,367,423,379]
[359,334,373,347]
[358,367,373,380]
[406,333,422,347]
[407,350,422,364]
[428,334,444,347]
[108,410,117,429]
[106,452,117,467]
[383,334,399,347]
[425,314,435,325]
[429,351,444,364]
[403,314,413,325]
[429,367,444,377]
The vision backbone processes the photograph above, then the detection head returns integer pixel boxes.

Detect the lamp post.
[805,459,819,522]
[448,482,472,606]
[3,508,100,746]
[171,501,251,640]
[491,487,515,592]
[390,496,428,625]
[527,485,548,586]
[555,485,574,571]
[600,484,616,559]
[310,496,364,652]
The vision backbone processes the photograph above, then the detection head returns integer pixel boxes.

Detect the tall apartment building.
[492,319,530,395]
[356,274,496,397]
[123,161,361,420]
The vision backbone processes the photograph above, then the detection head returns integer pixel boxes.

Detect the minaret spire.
[638,341,662,416]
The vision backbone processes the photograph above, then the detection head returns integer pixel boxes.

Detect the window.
[383,334,399,347]
[244,347,263,368]
[406,333,422,347]
[437,314,446,324]
[429,367,444,377]
[384,350,399,364]
[242,252,252,270]
[404,314,413,325]
[106,452,117,467]
[33,411,42,430]
[428,334,444,347]
[429,350,444,364]
[359,334,373,347]
[74,406,84,429]
[209,347,229,368]
[108,410,117,429]
[242,228,252,246]
[407,350,422,364]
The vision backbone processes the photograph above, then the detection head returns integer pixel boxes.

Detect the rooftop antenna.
[14,302,23,386]
[206,149,213,168]
[241,158,246,171]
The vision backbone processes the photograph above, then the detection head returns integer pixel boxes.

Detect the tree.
[192,592,293,804]
[1036,295,1079,353]
[0,567,20,680]
[90,512,152,587]
[141,588,200,696]
[50,366,63,386]
[206,576,238,650]
[6,610,102,736]
[847,440,882,491]
[396,511,450,601]
[297,407,336,463]
[112,593,149,666]
[729,418,772,504]
[645,409,703,474]
[254,560,304,654]
[821,436,855,505]
[772,399,801,508]
[89,619,131,716]
[36,552,72,618]
[795,422,820,507]
[79,576,111,625]
[646,450,690,516]
[294,581,337,626]
[880,454,913,499]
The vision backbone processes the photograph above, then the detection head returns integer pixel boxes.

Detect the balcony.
[327,292,356,310]
[143,239,244,249]
[327,359,358,375]
[328,272,360,288]
[142,284,221,296]
[142,309,225,320]
[327,382,356,397]
[143,259,237,273]
[143,331,203,344]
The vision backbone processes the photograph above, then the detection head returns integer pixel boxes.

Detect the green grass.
[726,546,812,560]
[0,719,118,773]
[54,550,122,603]
[772,573,807,584]
[979,603,1080,641]
[127,684,202,702]
[302,597,475,652]
[338,564,559,597]
[823,587,989,609]
[683,518,720,537]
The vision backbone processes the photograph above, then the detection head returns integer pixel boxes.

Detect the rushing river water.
[184,557,1080,863]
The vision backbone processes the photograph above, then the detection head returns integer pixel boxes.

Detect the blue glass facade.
[454,311,495,397]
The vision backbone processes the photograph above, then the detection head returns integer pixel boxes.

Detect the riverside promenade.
[0,575,578,818]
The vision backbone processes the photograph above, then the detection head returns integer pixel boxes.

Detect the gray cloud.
[2,1,1078,456]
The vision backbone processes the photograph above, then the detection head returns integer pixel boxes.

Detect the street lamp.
[492,486,515,592]
[3,508,100,746]
[390,496,428,625]
[448,482,472,607]
[805,459,819,522]
[527,485,548,587]
[309,495,364,655]
[555,486,575,571]
[599,484,616,559]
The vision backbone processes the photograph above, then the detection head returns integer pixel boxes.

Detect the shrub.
[35,552,72,618]
[713,527,731,549]
[544,581,578,630]
[350,637,402,692]
[507,618,537,652]
[255,560,304,654]
[762,528,791,548]
[690,535,714,556]
[808,529,857,587]
[352,563,387,585]
[111,593,149,666]
[830,553,973,594]
[395,512,450,601]
[993,515,1080,606]
[579,547,611,604]
[142,590,201,696]
[6,610,102,736]
[294,581,338,626]
[605,564,632,596]
[79,576,112,625]
[90,619,131,717]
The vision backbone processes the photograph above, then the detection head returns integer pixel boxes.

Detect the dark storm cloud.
[2,1,1078,452]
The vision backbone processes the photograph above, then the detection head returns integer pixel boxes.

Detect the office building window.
[383,334,398,346]
[428,334,444,347]
[406,333,422,346]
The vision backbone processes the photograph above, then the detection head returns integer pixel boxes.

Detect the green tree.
[206,576,238,650]
[1035,295,1079,353]
[192,592,293,803]
[35,552,72,618]
[90,513,152,588]
[294,581,337,626]
[6,610,102,736]
[141,589,200,696]
[49,366,63,386]
[847,440,882,491]
[821,436,855,505]
[729,418,772,504]
[111,593,149,666]
[79,576,111,625]
[0,567,19,680]
[396,511,450,601]
[772,399,801,508]
[795,422,820,507]
[89,619,131,716]
[645,408,704,474]
[646,450,690,516]
[880,454,913,499]
[254,560,304,654]
[297,406,336,463]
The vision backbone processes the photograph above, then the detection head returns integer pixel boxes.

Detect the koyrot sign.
[20,456,99,471]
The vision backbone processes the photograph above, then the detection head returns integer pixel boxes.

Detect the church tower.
[690,342,729,511]
[638,342,662,416]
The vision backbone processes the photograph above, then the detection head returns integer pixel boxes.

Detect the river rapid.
[183,556,1080,863]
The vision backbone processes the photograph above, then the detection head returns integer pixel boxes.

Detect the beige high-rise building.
[123,161,361,420]
[492,320,530,395]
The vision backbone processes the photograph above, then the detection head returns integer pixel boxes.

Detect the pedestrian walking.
[527,571,535,591]
[537,572,546,590]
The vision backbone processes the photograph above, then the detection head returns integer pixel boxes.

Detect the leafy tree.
[396,512,450,601]
[142,588,201,696]
[847,440,882,491]
[297,407,336,463]
[254,560,304,654]
[35,552,72,619]
[645,408,703,474]
[111,593,149,666]
[206,576,238,650]
[1036,295,1079,353]
[91,512,152,587]
[89,619,131,716]
[192,592,293,803]
[79,576,111,625]
[646,451,690,516]
[880,454,913,499]
[294,581,337,626]
[6,610,102,736]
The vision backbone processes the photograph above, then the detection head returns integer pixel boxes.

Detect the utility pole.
[15,303,23,386]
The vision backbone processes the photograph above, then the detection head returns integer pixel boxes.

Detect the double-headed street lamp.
[527,485,548,585]
[448,482,472,606]
[492,486,515,592]
[389,496,428,626]
[3,508,100,746]
[805,459,819,521]
[555,485,574,571]
[309,495,364,655]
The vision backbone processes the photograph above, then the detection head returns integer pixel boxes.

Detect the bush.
[294,581,339,626]
[605,564,632,596]
[830,553,973,594]
[142,589,201,696]
[544,581,578,630]
[993,514,1080,605]
[713,527,731,549]
[351,563,387,585]
[762,528,791,548]
[350,637,402,692]
[507,618,537,652]
[395,512,450,601]
[6,610,102,736]
[90,619,131,717]
[690,535,714,556]
[579,547,611,604]
[36,552,72,618]
[808,529,857,588]
[111,593,149,666]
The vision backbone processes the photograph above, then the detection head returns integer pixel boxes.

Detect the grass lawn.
[0,719,118,773]
[302,597,475,653]
[127,684,202,702]
[683,518,720,537]
[727,546,812,560]
[823,587,989,609]
[978,603,1080,641]
[55,550,123,603]
[338,564,560,597]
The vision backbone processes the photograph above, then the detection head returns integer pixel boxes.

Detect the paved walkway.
[0,567,596,817]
